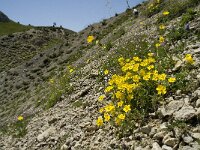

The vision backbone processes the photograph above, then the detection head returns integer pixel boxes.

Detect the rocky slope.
[0,1,200,150]
[0,26,76,127]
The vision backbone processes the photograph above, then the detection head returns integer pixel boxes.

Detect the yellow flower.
[155,43,161,48]
[104,69,109,75]
[118,114,125,120]
[123,105,131,113]
[98,95,105,101]
[104,86,113,93]
[140,61,148,67]
[127,94,133,101]
[148,53,154,57]
[86,59,90,63]
[143,73,151,81]
[96,116,103,126]
[17,116,23,121]
[115,91,124,100]
[147,65,154,70]
[159,24,165,30]
[159,36,165,43]
[87,35,95,43]
[156,85,167,95]
[126,59,130,62]
[105,104,115,112]
[99,108,104,113]
[158,73,166,81]
[69,69,74,73]
[184,54,195,64]
[132,63,140,72]
[163,11,170,15]
[152,73,159,81]
[168,77,176,83]
[118,57,125,66]
[117,101,124,107]
[104,113,110,122]
[118,57,124,62]
[67,65,74,73]
[49,79,54,84]
[133,56,141,62]
[132,75,140,82]
[115,117,121,125]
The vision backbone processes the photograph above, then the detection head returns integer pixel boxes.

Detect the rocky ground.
[0,1,200,150]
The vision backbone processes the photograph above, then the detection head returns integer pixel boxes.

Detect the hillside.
[0,11,33,36]
[0,11,10,22]
[0,0,200,149]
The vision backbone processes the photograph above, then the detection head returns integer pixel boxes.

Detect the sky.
[0,0,144,32]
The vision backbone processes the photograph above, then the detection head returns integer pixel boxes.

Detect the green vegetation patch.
[0,21,32,36]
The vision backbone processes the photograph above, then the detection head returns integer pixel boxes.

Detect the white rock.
[196,108,200,118]
[153,131,167,140]
[61,144,68,150]
[196,99,200,108]
[193,48,200,54]
[182,134,193,144]
[180,146,196,150]
[140,125,152,135]
[191,132,200,140]
[173,105,196,121]
[152,142,162,150]
[176,90,182,95]
[173,60,183,71]
[160,122,168,131]
[162,145,173,150]
[174,127,182,138]
[37,127,57,142]
[163,138,178,147]
[193,89,200,98]
[160,100,184,117]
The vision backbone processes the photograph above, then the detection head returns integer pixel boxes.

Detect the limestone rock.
[160,100,184,117]
[163,137,178,147]
[196,99,200,107]
[190,132,200,140]
[140,125,152,135]
[162,145,173,150]
[37,127,57,142]
[173,105,196,121]
[182,134,193,144]
[151,142,162,150]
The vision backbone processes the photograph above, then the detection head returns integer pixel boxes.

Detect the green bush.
[167,27,190,42]
[157,0,200,23]
[180,9,196,26]
[142,0,165,17]
[45,70,73,109]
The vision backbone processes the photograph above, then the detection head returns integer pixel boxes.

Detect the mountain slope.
[0,11,10,22]
[0,0,200,149]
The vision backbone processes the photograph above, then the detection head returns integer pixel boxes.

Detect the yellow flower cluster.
[96,54,176,127]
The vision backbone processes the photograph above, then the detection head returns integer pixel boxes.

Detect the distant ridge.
[0,11,10,22]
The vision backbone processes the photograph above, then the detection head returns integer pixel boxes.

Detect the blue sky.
[0,0,144,32]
